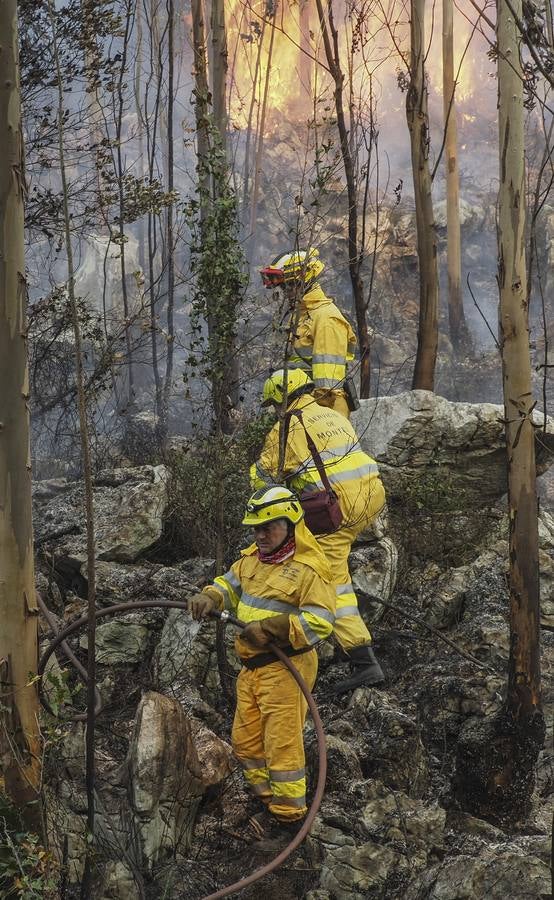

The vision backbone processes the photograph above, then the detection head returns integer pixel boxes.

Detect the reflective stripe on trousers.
[231,652,317,821]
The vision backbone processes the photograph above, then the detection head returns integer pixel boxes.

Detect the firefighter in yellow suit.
[260,248,356,419]
[187,486,335,826]
[250,369,386,695]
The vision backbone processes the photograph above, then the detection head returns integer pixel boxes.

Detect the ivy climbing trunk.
[0,0,42,832]
[407,0,439,391]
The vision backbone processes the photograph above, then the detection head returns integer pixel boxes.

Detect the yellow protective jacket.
[202,519,336,660]
[250,394,382,521]
[288,284,357,391]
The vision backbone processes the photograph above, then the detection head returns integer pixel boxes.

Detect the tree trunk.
[160,0,175,445]
[146,0,165,421]
[191,0,211,226]
[0,0,41,831]
[315,0,371,397]
[115,1,136,412]
[299,0,312,102]
[210,0,238,414]
[442,0,471,352]
[454,0,545,822]
[407,0,439,391]
[48,1,98,888]
[241,14,266,220]
[211,0,227,158]
[248,5,276,256]
[498,0,544,761]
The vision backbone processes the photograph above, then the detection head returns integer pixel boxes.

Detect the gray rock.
[350,536,398,624]
[128,691,205,870]
[318,840,409,899]
[419,565,469,628]
[360,780,446,854]
[353,391,554,503]
[153,610,223,696]
[33,464,169,565]
[80,615,153,666]
[324,735,363,793]
[404,844,551,899]
[347,695,429,797]
[99,861,140,900]
[45,786,87,883]
[417,673,504,744]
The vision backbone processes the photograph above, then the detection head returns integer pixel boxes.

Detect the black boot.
[331,645,385,696]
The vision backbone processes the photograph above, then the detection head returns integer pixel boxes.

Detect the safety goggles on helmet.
[242,486,304,527]
[261,368,314,407]
[260,249,324,289]
[260,266,286,287]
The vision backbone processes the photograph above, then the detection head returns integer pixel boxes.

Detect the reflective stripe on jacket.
[288,285,357,390]
[249,394,382,516]
[203,547,336,660]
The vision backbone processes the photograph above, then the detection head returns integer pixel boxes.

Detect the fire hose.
[37,599,328,899]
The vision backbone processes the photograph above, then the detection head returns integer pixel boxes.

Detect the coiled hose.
[37,600,328,899]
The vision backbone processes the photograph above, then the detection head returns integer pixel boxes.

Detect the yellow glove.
[242,621,271,648]
[188,592,216,621]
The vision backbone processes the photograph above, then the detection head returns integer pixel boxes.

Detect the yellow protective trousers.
[317,477,386,652]
[232,651,318,822]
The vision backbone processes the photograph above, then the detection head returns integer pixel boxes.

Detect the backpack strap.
[284,410,334,494]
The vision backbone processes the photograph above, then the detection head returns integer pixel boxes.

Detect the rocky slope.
[35,392,554,899]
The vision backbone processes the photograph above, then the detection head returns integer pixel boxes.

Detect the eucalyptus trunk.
[407,0,439,390]
[442,0,471,352]
[0,0,41,832]
[315,0,371,396]
[455,0,545,821]
[497,0,544,770]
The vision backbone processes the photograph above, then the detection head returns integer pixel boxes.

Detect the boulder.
[317,835,409,900]
[99,862,140,900]
[353,391,554,503]
[360,781,446,855]
[404,842,551,899]
[350,536,398,625]
[153,611,224,701]
[189,717,235,788]
[127,691,205,870]
[33,465,169,567]
[331,693,429,797]
[80,614,154,666]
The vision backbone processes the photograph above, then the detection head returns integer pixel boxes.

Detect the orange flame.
[226,1,486,130]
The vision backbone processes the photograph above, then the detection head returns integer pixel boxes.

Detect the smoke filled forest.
[0,0,553,897]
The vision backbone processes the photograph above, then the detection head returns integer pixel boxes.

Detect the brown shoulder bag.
[284,410,343,535]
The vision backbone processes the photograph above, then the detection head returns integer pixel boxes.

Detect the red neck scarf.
[257,536,296,565]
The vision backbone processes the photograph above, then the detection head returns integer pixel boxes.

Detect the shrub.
[0,793,59,899]
[165,413,275,566]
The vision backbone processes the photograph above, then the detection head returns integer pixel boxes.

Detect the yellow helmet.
[260,248,324,288]
[242,485,304,527]
[261,368,314,407]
